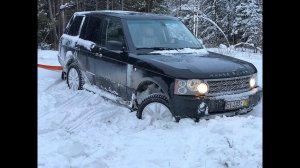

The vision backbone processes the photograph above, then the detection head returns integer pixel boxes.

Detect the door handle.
[95,53,102,57]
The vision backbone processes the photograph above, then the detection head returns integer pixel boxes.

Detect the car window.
[102,18,125,46]
[67,15,84,36]
[80,16,102,44]
[64,15,74,34]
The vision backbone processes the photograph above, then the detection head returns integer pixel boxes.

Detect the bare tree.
[47,0,58,49]
[60,0,66,36]
[145,0,154,12]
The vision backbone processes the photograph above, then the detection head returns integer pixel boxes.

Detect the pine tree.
[38,0,52,49]
[232,0,262,50]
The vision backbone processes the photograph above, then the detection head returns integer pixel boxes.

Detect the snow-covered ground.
[38,48,262,168]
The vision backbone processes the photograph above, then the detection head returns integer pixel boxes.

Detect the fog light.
[197,83,209,95]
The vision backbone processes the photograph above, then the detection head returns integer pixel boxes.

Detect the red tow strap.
[38,64,63,71]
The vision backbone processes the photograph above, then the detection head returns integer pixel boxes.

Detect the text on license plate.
[225,99,249,110]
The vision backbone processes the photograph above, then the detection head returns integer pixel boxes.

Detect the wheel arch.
[134,77,170,107]
[63,50,77,71]
[134,77,170,101]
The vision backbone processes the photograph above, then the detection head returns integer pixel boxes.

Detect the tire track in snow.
[55,94,101,129]
[45,79,65,92]
[67,104,130,132]
[63,107,103,131]
[40,76,131,133]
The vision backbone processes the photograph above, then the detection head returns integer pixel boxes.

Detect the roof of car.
[74,10,179,20]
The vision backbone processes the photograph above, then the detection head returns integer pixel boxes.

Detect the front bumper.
[170,87,262,119]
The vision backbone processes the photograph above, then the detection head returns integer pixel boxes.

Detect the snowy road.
[38,49,262,168]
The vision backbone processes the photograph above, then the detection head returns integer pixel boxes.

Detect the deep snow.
[38,48,262,168]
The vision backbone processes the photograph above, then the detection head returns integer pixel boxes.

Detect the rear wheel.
[61,71,67,80]
[137,94,173,122]
[67,63,84,90]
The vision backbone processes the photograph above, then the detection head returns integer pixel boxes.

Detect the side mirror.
[107,40,124,51]
[90,44,101,53]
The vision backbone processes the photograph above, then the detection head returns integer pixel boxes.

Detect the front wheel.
[137,94,173,122]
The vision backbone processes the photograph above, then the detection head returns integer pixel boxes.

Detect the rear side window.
[67,16,84,36]
[81,16,103,44]
[64,15,74,34]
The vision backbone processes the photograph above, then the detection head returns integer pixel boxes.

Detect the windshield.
[126,19,203,50]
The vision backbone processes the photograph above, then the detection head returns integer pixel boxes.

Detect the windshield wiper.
[188,47,204,49]
[136,47,180,50]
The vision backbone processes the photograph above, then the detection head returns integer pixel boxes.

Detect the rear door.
[75,15,103,84]
[59,14,84,67]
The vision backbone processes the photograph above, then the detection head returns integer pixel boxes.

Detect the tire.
[67,63,84,90]
[137,94,173,121]
[61,71,67,80]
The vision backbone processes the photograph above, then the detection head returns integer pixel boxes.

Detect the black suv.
[58,10,262,122]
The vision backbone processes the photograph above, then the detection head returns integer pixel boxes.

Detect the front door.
[95,17,129,100]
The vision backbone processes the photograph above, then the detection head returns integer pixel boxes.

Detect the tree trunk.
[107,0,109,10]
[55,0,61,38]
[121,0,123,10]
[60,0,65,36]
[149,0,153,12]
[145,0,149,12]
[83,0,86,11]
[76,0,79,10]
[47,0,58,49]
[96,0,98,10]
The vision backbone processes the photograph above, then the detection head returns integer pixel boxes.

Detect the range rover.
[58,10,262,122]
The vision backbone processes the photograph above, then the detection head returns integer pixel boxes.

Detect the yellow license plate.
[225,99,249,110]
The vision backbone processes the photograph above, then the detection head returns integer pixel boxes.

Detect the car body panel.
[128,51,256,79]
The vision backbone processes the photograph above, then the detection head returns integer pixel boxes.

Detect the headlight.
[197,83,209,94]
[187,79,201,91]
[249,74,257,88]
[175,79,209,95]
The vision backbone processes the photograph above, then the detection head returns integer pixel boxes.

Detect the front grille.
[205,75,251,95]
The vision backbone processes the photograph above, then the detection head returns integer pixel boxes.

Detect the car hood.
[129,51,257,79]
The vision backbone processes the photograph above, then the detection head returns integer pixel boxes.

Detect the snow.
[61,34,79,47]
[60,3,74,10]
[75,11,93,15]
[77,38,95,51]
[60,34,95,51]
[151,48,209,55]
[219,44,227,49]
[75,10,138,15]
[100,10,137,14]
[38,49,60,66]
[38,48,262,168]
